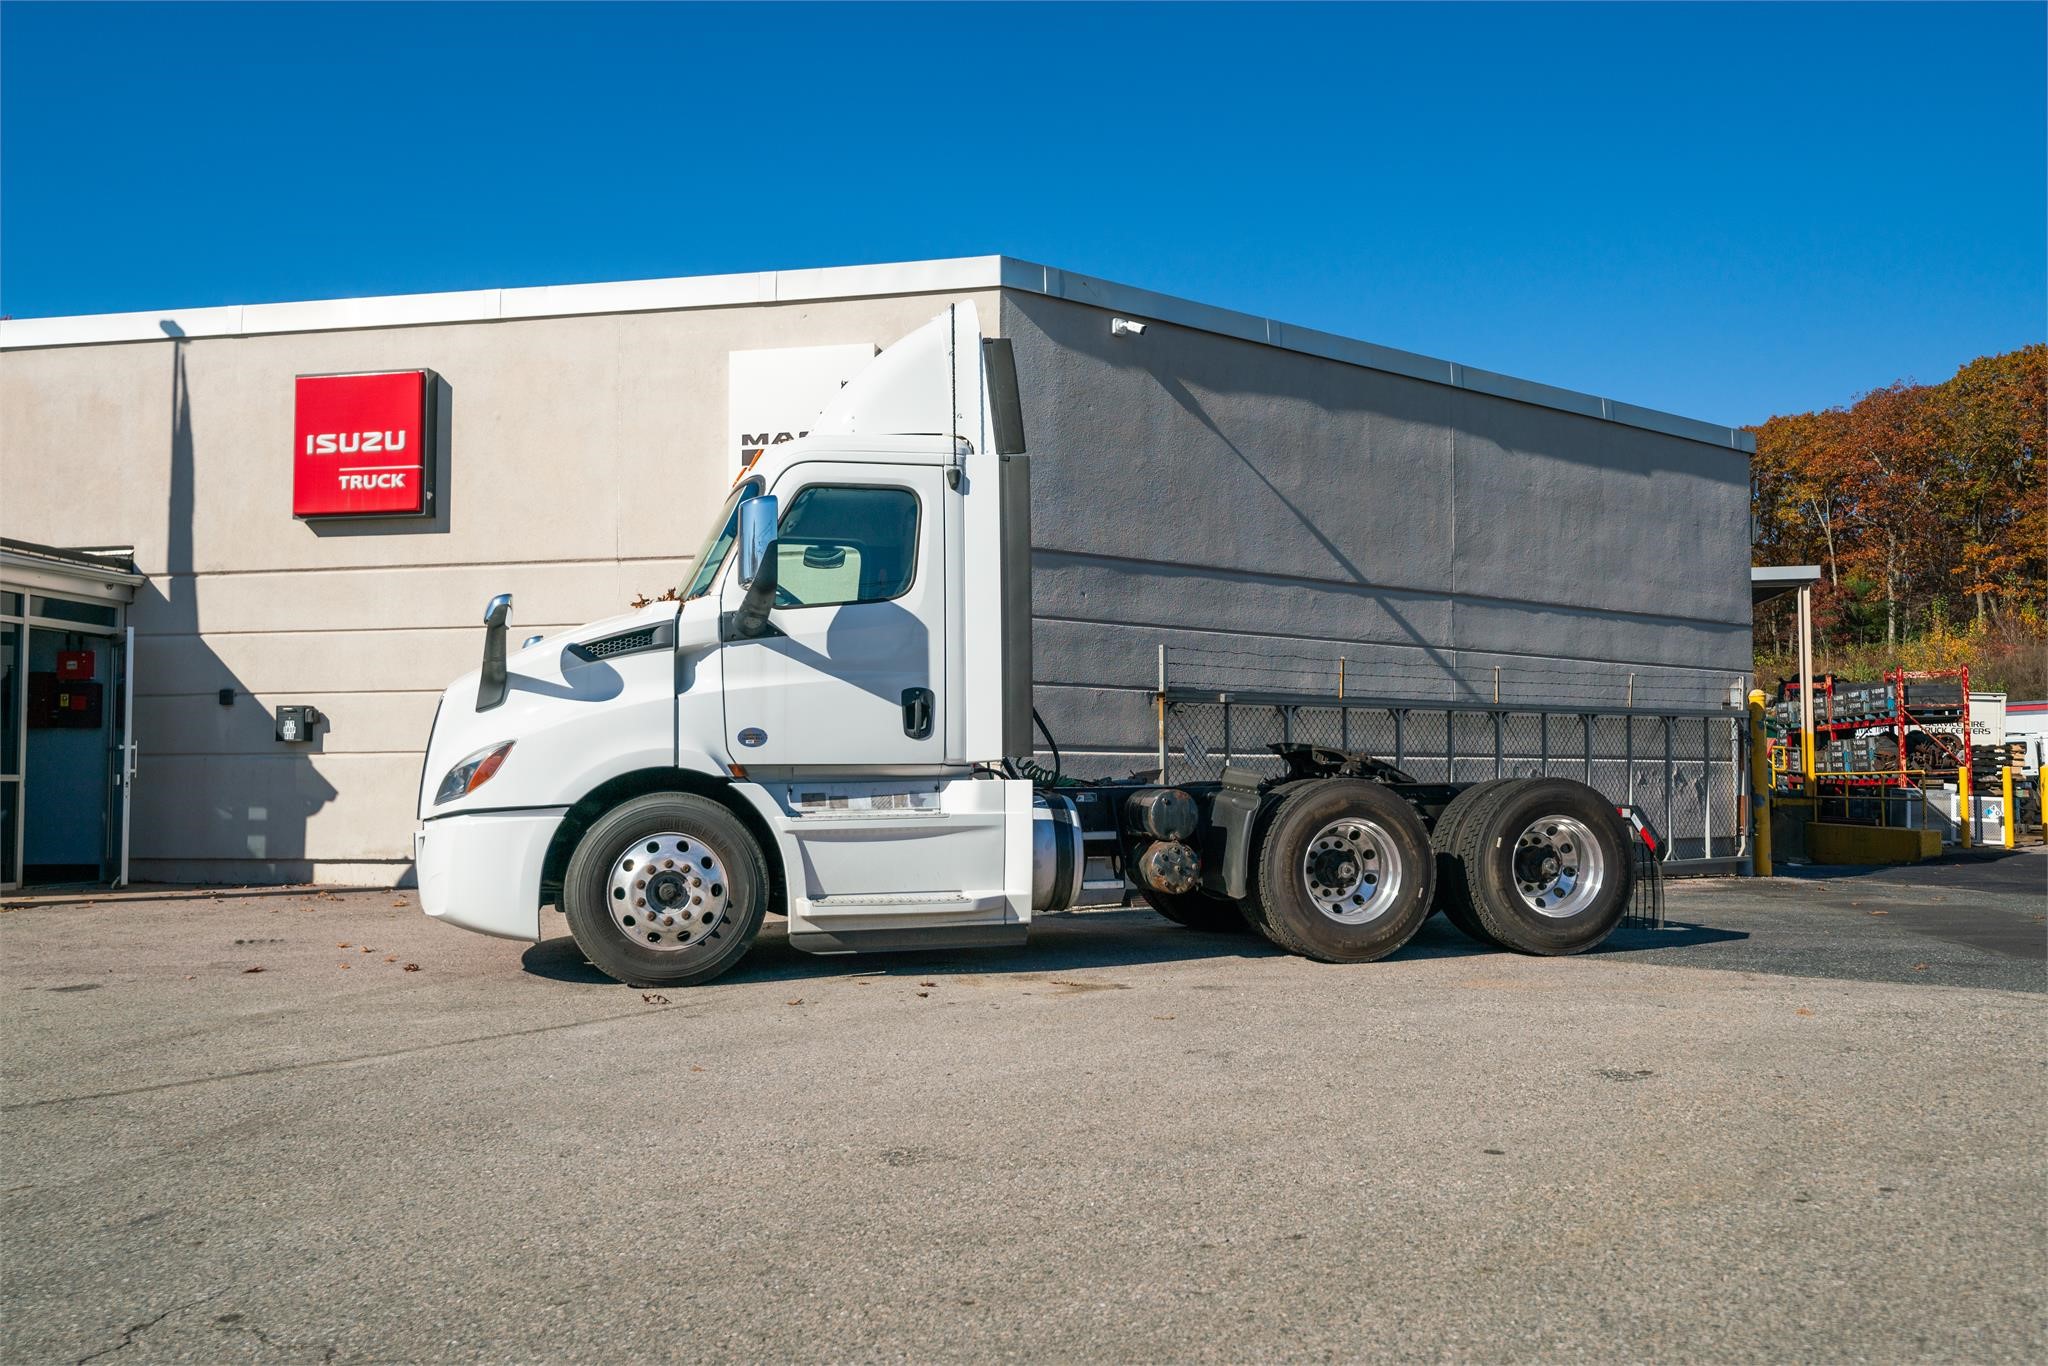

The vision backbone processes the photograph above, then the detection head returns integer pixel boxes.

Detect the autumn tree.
[1748,343,2046,661]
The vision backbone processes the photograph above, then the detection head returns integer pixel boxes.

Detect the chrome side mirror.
[736,494,779,587]
[731,495,780,640]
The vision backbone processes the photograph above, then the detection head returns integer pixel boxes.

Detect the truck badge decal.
[737,727,767,748]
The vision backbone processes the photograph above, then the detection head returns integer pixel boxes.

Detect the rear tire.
[1452,778,1632,955]
[1142,887,1251,934]
[1429,779,1515,945]
[562,792,770,987]
[1243,780,1435,963]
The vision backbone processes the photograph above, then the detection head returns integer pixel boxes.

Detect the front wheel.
[561,792,770,987]
[1243,780,1435,963]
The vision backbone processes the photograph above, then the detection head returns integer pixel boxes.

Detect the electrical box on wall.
[275,705,323,743]
[27,674,103,728]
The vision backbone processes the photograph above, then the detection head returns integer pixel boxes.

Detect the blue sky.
[2,2,2041,426]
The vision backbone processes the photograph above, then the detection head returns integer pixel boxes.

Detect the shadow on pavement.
[1776,847,2042,895]
[521,905,1745,988]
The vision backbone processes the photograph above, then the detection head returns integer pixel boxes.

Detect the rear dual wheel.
[1441,778,1633,955]
[1242,780,1435,963]
[1142,887,1252,934]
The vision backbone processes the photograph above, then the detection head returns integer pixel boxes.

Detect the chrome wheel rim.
[1301,817,1403,924]
[607,832,731,952]
[1512,815,1605,918]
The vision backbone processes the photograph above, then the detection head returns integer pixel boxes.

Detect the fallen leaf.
[384,955,397,962]
[391,899,407,908]
[360,946,374,954]
[916,991,930,999]
[919,980,937,987]
[1795,1008,1813,1017]
[1867,910,1888,916]
[641,993,670,1005]
[1912,963,1929,972]
[689,1065,706,1073]
[242,966,265,974]
[786,997,804,1006]
[336,942,350,948]
[338,963,350,970]
[1154,1014,1177,1020]
[403,963,421,972]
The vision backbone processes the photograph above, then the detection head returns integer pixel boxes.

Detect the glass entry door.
[21,622,122,884]
[1,608,21,889]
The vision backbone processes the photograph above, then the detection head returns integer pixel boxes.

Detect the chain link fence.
[1160,692,1749,870]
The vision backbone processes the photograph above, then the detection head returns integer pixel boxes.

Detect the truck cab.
[414,305,1054,985]
[415,305,1639,987]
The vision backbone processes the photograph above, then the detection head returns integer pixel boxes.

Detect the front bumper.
[415,808,566,942]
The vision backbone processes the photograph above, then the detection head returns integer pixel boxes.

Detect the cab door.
[720,463,945,769]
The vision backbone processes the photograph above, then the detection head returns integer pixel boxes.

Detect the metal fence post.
[1625,715,1635,807]
[1747,690,1772,876]
[1662,716,1674,858]
[1156,645,1168,782]
[1493,710,1504,779]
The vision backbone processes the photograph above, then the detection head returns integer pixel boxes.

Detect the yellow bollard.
[2003,765,2017,850]
[1748,690,1772,877]
[1958,762,1973,850]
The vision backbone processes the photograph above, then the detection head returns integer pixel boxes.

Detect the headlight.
[435,741,515,806]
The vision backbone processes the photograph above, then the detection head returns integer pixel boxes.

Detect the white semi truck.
[415,306,1637,987]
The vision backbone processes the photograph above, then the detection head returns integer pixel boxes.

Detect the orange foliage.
[1750,344,2046,680]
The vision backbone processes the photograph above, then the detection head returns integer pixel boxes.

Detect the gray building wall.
[1003,291,1753,777]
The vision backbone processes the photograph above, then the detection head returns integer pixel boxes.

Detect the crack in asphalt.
[75,1290,221,1363]
[8,1003,704,1111]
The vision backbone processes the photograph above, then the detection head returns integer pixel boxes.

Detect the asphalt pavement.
[3,850,2043,1363]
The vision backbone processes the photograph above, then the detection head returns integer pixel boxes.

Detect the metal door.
[720,463,947,770]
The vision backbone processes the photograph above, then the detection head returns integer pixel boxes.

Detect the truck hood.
[419,597,722,819]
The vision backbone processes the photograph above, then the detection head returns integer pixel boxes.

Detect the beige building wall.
[0,288,1001,883]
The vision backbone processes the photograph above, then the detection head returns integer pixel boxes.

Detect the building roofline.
[0,255,1755,453]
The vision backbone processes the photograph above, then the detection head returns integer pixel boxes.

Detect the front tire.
[1243,780,1435,963]
[562,792,770,987]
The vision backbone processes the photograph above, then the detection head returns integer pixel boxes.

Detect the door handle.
[901,687,934,740]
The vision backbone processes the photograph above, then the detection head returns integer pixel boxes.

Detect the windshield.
[680,479,759,600]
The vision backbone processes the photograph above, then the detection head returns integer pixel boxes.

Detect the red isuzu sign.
[293,370,436,518]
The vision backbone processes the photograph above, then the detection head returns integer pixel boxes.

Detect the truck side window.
[774,485,918,607]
